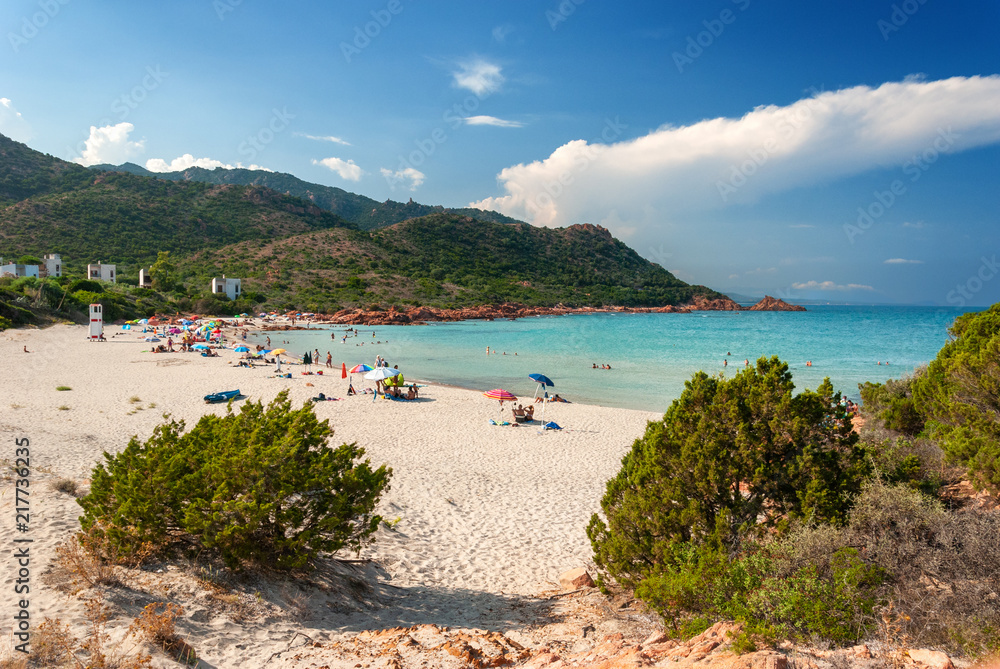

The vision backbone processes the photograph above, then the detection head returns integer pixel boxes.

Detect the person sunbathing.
[512,404,526,420]
[406,384,418,400]
[524,405,534,420]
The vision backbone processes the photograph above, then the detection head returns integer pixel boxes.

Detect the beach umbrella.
[364,367,400,380]
[169,327,181,334]
[138,318,149,324]
[122,324,131,330]
[341,362,347,379]
[484,388,517,423]
[349,363,373,373]
[528,373,555,429]
[234,346,250,352]
[271,348,287,355]
[144,336,160,342]
[192,343,209,350]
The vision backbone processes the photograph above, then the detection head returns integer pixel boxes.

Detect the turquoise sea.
[249,306,978,413]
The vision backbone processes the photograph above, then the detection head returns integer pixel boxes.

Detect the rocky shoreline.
[261,295,805,328]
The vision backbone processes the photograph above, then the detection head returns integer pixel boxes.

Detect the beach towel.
[543,422,563,430]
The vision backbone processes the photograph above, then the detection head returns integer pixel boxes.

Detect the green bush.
[588,358,868,588]
[68,278,104,294]
[78,390,391,571]
[911,304,1000,492]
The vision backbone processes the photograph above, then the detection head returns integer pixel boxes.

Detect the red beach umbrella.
[484,388,517,423]
[341,362,347,379]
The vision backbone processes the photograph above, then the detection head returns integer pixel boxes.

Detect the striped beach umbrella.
[484,388,517,422]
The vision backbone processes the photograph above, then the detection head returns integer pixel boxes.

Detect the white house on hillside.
[42,253,63,278]
[139,268,152,288]
[0,260,39,278]
[210,276,242,300]
[88,263,116,283]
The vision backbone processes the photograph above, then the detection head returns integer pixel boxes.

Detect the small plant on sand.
[56,385,71,391]
[128,396,142,404]
[130,603,196,665]
[58,405,70,411]
[52,523,152,592]
[79,390,392,571]
[51,478,79,496]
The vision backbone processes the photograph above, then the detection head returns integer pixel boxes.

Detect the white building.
[210,276,242,301]
[42,253,63,278]
[138,268,153,288]
[87,263,116,283]
[0,261,39,279]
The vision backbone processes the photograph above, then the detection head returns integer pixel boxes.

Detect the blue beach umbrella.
[529,373,555,430]
[192,343,209,350]
[234,346,250,352]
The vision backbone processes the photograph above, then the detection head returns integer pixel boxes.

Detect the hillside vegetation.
[1,133,718,316]
[90,162,525,231]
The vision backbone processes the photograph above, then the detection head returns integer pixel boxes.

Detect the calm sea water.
[250,306,977,413]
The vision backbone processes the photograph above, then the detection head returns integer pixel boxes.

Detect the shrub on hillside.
[78,390,391,571]
[587,358,871,642]
[911,304,1000,492]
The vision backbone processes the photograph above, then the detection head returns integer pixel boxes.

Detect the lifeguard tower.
[89,304,104,341]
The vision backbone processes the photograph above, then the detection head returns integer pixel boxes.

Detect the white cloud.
[792,280,874,291]
[295,132,351,146]
[146,154,271,172]
[465,115,524,128]
[0,97,32,142]
[73,122,145,166]
[470,76,1000,235]
[313,157,363,182]
[452,58,504,96]
[492,24,514,44]
[379,166,425,191]
[884,258,924,264]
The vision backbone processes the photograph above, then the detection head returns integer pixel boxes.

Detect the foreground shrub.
[79,390,391,571]
[911,304,1000,493]
[588,357,868,590]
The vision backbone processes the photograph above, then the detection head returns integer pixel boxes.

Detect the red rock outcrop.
[747,296,806,311]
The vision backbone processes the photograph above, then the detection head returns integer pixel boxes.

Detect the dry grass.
[51,478,79,496]
[130,603,197,666]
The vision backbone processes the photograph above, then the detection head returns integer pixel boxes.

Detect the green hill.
[1,133,719,316]
[178,213,719,311]
[88,162,525,230]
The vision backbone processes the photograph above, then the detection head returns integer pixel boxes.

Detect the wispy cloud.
[792,280,874,291]
[901,221,926,229]
[452,58,504,96]
[470,76,1000,235]
[492,24,514,44]
[295,132,351,146]
[0,97,32,142]
[146,154,271,172]
[884,258,924,264]
[313,157,364,181]
[465,115,524,128]
[380,166,425,191]
[72,122,145,166]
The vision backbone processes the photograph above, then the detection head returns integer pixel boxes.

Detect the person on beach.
[314,349,320,367]
[326,352,332,368]
[266,336,271,348]
[745,359,749,366]
[723,359,728,367]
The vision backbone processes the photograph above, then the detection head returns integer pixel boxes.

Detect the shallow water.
[250,305,976,412]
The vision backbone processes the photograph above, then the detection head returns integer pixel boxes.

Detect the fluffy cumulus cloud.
[380,166,425,191]
[0,98,32,142]
[470,76,1000,232]
[465,115,524,128]
[72,122,145,166]
[146,154,270,172]
[792,280,874,291]
[295,133,351,146]
[884,258,924,264]
[313,157,364,181]
[452,58,504,96]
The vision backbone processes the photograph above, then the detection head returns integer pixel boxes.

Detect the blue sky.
[2,0,999,305]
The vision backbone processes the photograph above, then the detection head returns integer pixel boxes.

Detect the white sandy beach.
[0,323,659,667]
